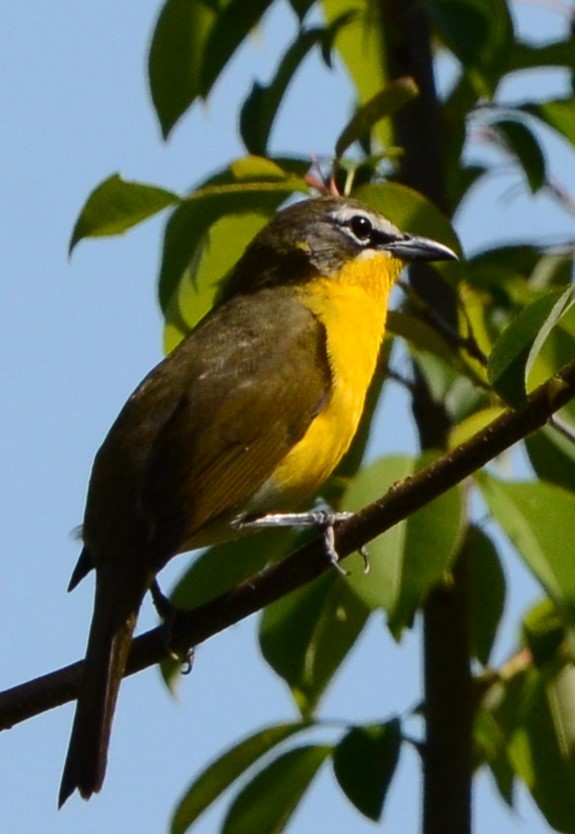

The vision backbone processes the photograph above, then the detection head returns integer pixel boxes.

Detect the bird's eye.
[348,214,373,243]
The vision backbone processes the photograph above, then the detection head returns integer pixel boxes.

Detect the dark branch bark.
[381,1,471,830]
[1,359,575,733]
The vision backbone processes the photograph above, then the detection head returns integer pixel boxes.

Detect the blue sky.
[1,2,574,833]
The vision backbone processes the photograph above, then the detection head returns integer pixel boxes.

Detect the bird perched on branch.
[59,195,456,806]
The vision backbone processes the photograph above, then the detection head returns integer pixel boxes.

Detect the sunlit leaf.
[157,158,309,317]
[170,723,310,834]
[449,407,505,450]
[222,745,332,834]
[322,0,392,148]
[344,455,465,637]
[259,572,370,716]
[333,721,401,821]
[353,182,462,283]
[488,287,575,407]
[477,473,575,617]
[69,174,179,253]
[335,78,418,157]
[163,211,272,351]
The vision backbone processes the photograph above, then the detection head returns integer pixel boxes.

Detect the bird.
[58,195,456,806]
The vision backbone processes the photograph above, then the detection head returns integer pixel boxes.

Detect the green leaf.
[222,744,332,834]
[69,174,179,253]
[491,117,547,193]
[505,665,575,834]
[525,424,575,494]
[335,78,418,157]
[428,0,514,95]
[353,181,462,282]
[322,0,391,148]
[487,287,575,407]
[163,210,272,351]
[521,97,575,148]
[259,572,370,716]
[149,0,274,137]
[161,528,298,690]
[468,525,506,665]
[474,708,515,805]
[507,39,575,74]
[240,27,334,156]
[387,310,454,366]
[477,473,575,618]
[343,455,465,637]
[286,0,316,22]
[171,723,310,834]
[149,0,214,138]
[157,158,308,316]
[333,721,401,821]
[522,598,567,667]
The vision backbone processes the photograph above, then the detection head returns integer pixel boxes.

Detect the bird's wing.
[137,290,331,559]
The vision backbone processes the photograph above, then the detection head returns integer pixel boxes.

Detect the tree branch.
[1,359,575,732]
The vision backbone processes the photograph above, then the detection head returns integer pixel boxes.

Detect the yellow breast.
[252,251,402,511]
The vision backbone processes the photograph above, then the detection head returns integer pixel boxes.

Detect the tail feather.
[58,573,143,807]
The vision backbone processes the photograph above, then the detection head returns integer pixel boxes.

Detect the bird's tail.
[58,571,143,807]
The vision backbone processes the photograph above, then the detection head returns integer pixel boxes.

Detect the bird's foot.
[150,580,195,672]
[239,508,361,575]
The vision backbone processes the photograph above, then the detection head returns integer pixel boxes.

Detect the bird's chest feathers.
[261,253,398,507]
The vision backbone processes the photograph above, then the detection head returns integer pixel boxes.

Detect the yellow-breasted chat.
[58,195,456,806]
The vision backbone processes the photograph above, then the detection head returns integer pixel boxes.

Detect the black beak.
[385,234,458,263]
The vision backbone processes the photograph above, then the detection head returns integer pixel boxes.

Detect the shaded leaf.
[428,0,513,95]
[333,721,401,821]
[525,423,575,494]
[477,473,575,618]
[343,455,465,637]
[161,529,296,690]
[521,97,575,148]
[335,77,418,157]
[69,174,179,253]
[386,309,455,367]
[286,0,316,22]
[474,707,516,805]
[491,117,547,193]
[149,0,273,137]
[171,723,310,834]
[222,744,332,834]
[259,572,370,716]
[504,665,575,834]
[240,26,338,156]
[467,525,506,665]
[508,39,575,74]
[522,598,567,667]
[149,0,215,138]
[488,287,575,407]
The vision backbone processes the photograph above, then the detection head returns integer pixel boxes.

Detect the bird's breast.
[247,254,399,513]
